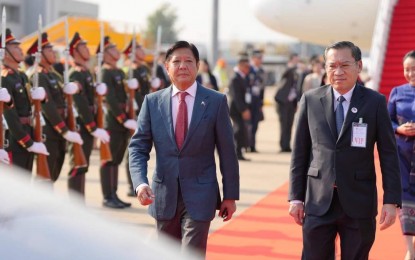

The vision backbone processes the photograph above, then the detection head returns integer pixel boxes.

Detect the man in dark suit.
[128,41,239,258]
[228,57,251,160]
[288,41,401,259]
[274,53,299,152]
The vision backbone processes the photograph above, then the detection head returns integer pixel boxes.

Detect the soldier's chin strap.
[41,51,53,66]
[75,46,88,62]
[5,46,20,64]
[106,50,118,65]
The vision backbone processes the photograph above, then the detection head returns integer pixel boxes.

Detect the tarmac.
[53,85,291,238]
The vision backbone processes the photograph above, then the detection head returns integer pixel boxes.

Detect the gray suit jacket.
[129,84,239,222]
[289,84,401,218]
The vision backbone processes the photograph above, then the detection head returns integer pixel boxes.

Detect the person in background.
[228,56,251,160]
[129,41,239,258]
[320,72,328,86]
[27,32,83,182]
[289,41,401,259]
[1,28,49,171]
[387,50,415,260]
[213,58,229,93]
[302,57,324,92]
[67,32,109,197]
[196,59,218,91]
[122,40,157,197]
[98,36,137,209]
[156,50,171,89]
[274,53,300,152]
[247,49,266,153]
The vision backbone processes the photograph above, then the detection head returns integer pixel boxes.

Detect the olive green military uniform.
[68,64,97,193]
[100,64,130,207]
[125,64,151,195]
[35,66,68,182]
[2,66,34,172]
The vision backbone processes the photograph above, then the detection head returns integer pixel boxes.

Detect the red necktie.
[175,91,188,149]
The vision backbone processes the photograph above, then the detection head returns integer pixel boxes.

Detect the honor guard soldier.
[1,28,49,172]
[123,39,158,196]
[27,32,83,181]
[98,36,137,208]
[68,32,109,196]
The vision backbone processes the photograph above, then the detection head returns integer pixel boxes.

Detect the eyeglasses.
[325,61,357,72]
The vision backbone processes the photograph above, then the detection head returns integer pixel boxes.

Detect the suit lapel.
[338,84,365,139]
[158,87,176,146]
[320,86,337,141]
[182,84,208,149]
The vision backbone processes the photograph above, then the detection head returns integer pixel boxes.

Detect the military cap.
[96,36,115,54]
[27,32,53,55]
[251,49,264,57]
[0,28,20,47]
[122,39,141,56]
[69,32,87,56]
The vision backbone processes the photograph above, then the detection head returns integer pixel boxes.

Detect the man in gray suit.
[288,41,401,259]
[128,41,239,257]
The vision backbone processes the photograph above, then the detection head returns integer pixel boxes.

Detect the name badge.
[351,118,367,148]
[245,92,252,104]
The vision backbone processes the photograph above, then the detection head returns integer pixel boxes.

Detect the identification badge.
[351,118,367,148]
[245,92,252,104]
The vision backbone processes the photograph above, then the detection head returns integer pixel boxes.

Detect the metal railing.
[367,0,398,91]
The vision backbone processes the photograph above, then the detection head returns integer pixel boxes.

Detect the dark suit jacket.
[228,72,249,119]
[128,84,239,222]
[274,67,299,104]
[196,74,219,91]
[289,84,401,219]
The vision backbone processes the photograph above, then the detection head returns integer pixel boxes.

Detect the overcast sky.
[81,0,297,45]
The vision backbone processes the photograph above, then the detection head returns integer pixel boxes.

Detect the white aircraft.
[250,0,379,50]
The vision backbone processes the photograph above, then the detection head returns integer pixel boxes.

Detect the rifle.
[151,26,162,81]
[0,8,5,151]
[64,17,87,169]
[96,22,112,164]
[127,28,136,135]
[33,15,50,179]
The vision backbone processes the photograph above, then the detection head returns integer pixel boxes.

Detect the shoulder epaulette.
[1,67,14,77]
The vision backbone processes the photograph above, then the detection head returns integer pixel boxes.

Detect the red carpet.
[207,155,406,259]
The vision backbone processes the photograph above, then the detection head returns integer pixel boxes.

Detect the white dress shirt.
[332,85,355,118]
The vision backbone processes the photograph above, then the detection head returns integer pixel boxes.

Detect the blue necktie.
[336,96,346,137]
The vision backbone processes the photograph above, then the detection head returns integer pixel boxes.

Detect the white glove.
[63,82,79,95]
[31,87,46,101]
[0,149,10,164]
[63,130,84,145]
[95,83,107,96]
[0,88,11,102]
[91,128,110,144]
[123,119,137,130]
[127,78,139,90]
[27,142,49,155]
[151,77,161,89]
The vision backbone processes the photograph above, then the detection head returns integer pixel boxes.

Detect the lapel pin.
[201,101,205,106]
[351,107,358,113]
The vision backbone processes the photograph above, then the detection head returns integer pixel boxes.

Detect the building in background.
[1,0,98,38]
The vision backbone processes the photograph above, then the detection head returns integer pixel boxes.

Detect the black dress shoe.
[279,148,292,153]
[103,198,125,209]
[250,147,258,153]
[114,194,131,207]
